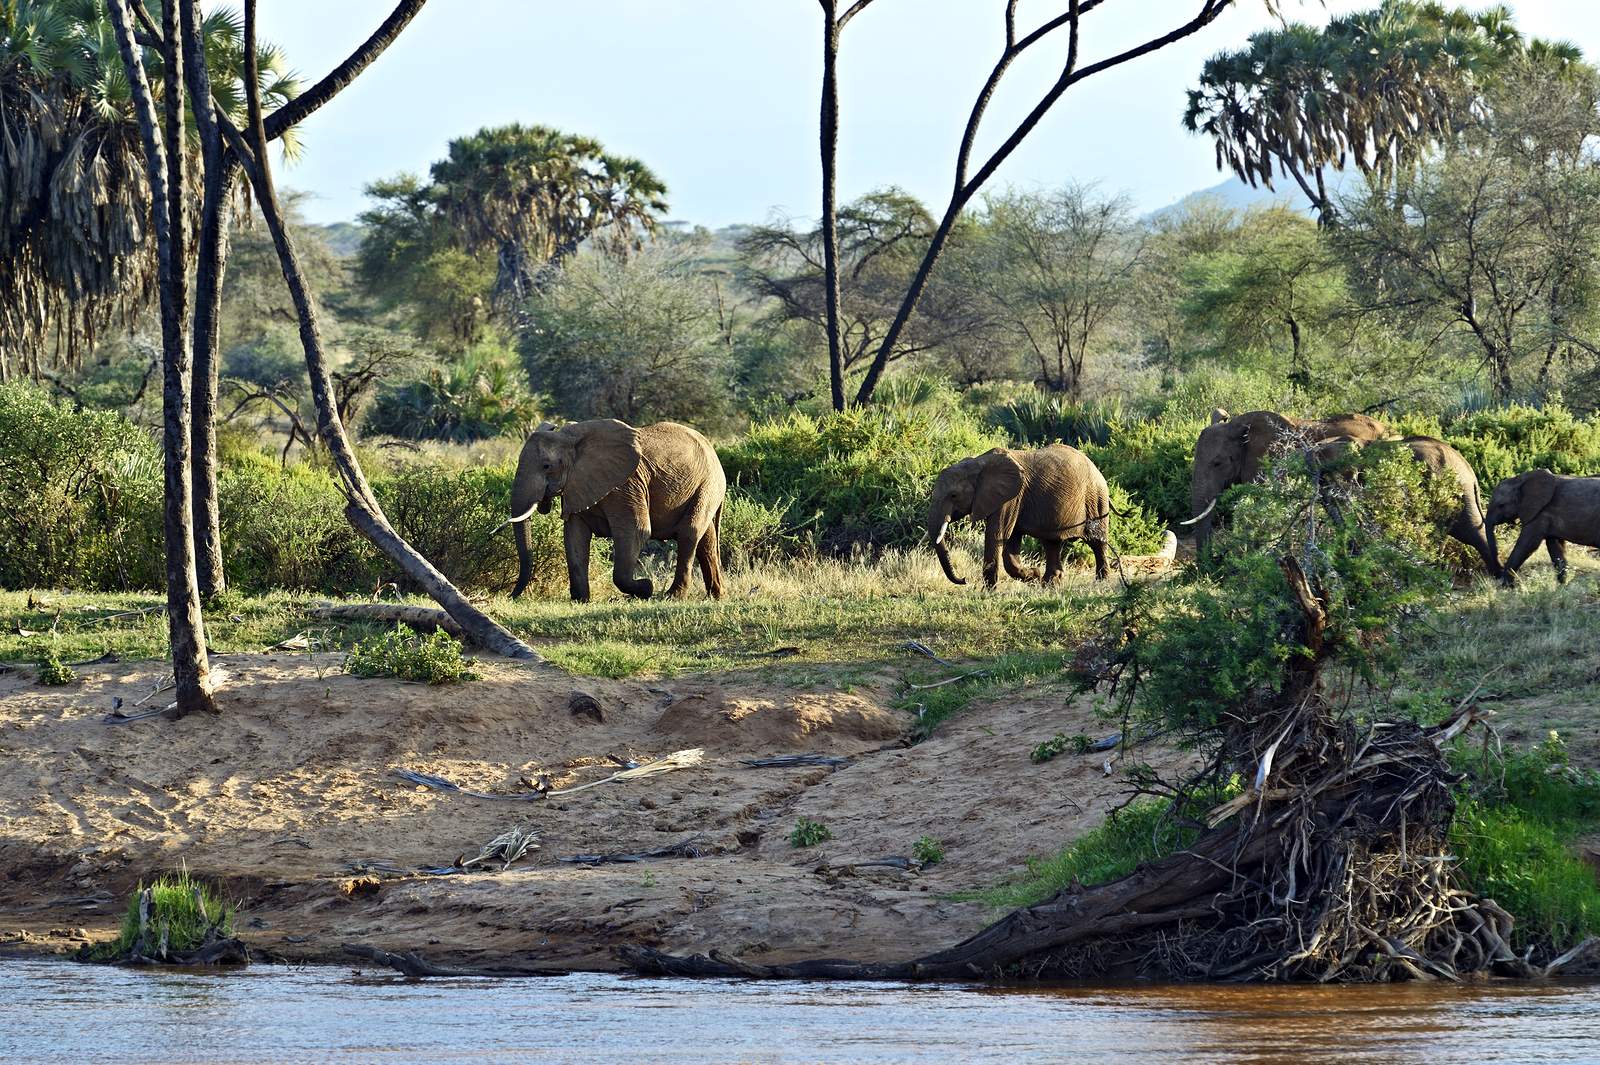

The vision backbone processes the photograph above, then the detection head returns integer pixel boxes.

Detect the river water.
[1,959,1597,1063]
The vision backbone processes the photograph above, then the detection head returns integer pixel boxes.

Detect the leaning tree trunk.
[107,0,217,717]
[622,558,1563,984]
[225,0,534,660]
[181,0,235,599]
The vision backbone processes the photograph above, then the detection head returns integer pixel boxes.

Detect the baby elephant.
[1485,469,1600,585]
[928,443,1112,587]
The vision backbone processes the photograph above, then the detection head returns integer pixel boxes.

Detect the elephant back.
[640,421,727,509]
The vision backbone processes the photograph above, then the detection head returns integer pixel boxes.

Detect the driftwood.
[619,557,1566,985]
[558,836,707,865]
[309,603,467,640]
[343,943,566,978]
[740,755,852,769]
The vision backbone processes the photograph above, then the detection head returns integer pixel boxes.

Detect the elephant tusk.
[1178,498,1217,527]
[935,520,950,546]
[491,502,542,535]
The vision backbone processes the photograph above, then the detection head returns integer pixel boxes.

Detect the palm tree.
[0,1,298,380]
[1182,2,1559,224]
[426,123,669,305]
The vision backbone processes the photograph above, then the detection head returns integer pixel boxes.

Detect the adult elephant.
[1187,408,1390,550]
[506,419,725,602]
[1315,435,1500,577]
[929,443,1112,587]
[1484,469,1600,585]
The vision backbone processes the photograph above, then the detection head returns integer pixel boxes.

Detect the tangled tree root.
[621,559,1597,984]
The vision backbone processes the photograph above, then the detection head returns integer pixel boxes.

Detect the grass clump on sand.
[345,623,478,684]
[789,817,833,848]
[35,649,76,686]
[89,871,233,962]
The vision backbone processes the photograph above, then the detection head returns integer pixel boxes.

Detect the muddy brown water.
[1,961,1598,1063]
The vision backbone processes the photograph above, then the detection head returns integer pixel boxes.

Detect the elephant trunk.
[511,518,535,598]
[1484,519,1502,578]
[928,502,966,586]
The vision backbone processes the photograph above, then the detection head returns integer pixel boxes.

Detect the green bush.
[721,401,1004,553]
[1450,801,1600,950]
[374,461,522,593]
[986,393,1125,448]
[0,382,164,590]
[219,451,379,593]
[1438,404,1600,489]
[366,343,542,443]
[37,649,77,686]
[346,623,478,684]
[788,817,833,848]
[1084,417,1199,527]
[913,835,946,866]
[717,492,798,569]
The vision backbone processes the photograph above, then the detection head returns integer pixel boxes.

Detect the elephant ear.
[971,449,1025,519]
[1211,407,1230,425]
[562,419,645,515]
[1518,468,1559,523]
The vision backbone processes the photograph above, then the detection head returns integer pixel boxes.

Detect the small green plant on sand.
[913,835,946,866]
[89,871,233,962]
[346,623,478,684]
[36,649,76,686]
[1030,732,1093,764]
[789,817,832,848]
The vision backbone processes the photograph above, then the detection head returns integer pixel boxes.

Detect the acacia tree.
[972,185,1143,396]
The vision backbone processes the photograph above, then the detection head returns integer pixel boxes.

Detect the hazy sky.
[253,1,1600,227]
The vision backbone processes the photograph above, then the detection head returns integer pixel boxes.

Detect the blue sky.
[254,1,1598,227]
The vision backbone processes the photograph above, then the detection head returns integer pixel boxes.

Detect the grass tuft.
[90,871,233,961]
[789,817,833,848]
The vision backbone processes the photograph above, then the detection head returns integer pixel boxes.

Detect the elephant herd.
[505,412,1598,601]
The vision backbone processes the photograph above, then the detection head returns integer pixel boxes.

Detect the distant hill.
[314,221,364,258]
[1146,173,1326,222]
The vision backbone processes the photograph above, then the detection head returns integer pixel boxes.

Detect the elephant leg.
[1500,524,1546,586]
[1041,541,1063,584]
[1546,538,1570,584]
[666,530,696,598]
[1090,538,1110,581]
[1003,532,1039,582]
[982,521,1004,588]
[564,519,593,603]
[696,523,725,599]
[610,524,654,600]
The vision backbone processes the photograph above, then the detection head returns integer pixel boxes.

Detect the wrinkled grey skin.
[1189,408,1390,551]
[1314,435,1500,578]
[1484,469,1600,585]
[508,419,725,602]
[928,443,1112,587]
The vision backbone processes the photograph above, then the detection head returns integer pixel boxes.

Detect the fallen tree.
[621,450,1598,983]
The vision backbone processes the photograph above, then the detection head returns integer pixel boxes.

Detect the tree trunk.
[181,0,235,600]
[107,0,217,717]
[229,0,536,662]
[819,5,847,412]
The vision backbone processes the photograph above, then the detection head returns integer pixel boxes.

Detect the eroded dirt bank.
[0,654,1190,970]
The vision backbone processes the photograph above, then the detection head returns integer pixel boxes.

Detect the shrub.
[913,835,946,866]
[1450,801,1600,950]
[788,817,833,848]
[721,401,1004,553]
[345,624,478,684]
[219,451,379,593]
[986,393,1125,448]
[1438,404,1600,489]
[374,461,523,593]
[1030,732,1092,763]
[37,649,77,686]
[0,382,164,590]
[1084,418,1199,527]
[717,493,798,569]
[366,343,542,443]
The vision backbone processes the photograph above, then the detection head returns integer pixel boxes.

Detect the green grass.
[900,650,1079,737]
[91,871,233,961]
[0,552,1106,691]
[789,817,833,848]
[971,798,1196,910]
[1450,800,1600,949]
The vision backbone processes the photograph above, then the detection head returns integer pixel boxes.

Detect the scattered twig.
[558,836,706,865]
[901,640,960,668]
[906,670,990,691]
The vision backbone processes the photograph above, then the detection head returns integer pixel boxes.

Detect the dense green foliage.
[345,624,478,684]
[96,871,233,962]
